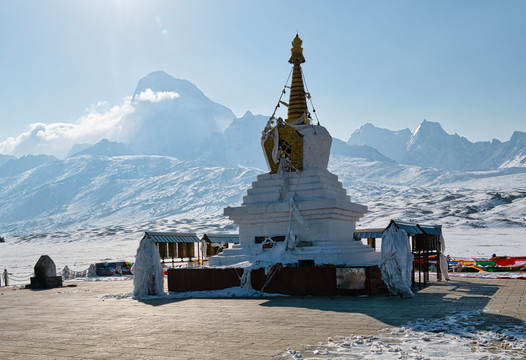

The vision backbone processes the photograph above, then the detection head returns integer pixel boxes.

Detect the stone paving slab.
[0,277,524,359]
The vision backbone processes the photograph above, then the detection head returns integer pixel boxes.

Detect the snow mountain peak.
[124,71,236,159]
[132,71,205,102]
[412,120,447,138]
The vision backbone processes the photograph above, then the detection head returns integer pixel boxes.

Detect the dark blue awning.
[202,234,239,243]
[355,220,442,239]
[353,230,384,239]
[145,232,200,243]
[419,225,442,235]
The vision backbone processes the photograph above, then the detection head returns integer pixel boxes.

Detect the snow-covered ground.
[283,311,526,360]
[2,225,525,286]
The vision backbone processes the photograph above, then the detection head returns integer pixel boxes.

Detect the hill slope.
[1,153,525,235]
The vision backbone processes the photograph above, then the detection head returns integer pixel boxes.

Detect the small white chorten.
[210,35,380,267]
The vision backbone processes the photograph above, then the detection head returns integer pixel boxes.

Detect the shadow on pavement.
[258,278,525,329]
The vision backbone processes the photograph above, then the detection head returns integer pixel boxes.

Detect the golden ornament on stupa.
[262,34,316,174]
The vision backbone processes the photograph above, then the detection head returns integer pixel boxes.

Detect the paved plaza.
[0,277,525,359]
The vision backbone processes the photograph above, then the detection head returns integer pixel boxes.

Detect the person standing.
[3,269,8,286]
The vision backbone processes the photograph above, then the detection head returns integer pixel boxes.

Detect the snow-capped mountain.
[348,120,526,171]
[500,131,526,168]
[196,111,268,169]
[124,71,236,159]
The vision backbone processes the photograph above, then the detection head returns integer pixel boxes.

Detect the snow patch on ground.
[283,311,526,360]
[448,272,526,280]
[65,275,135,283]
[56,288,91,294]
[100,286,287,300]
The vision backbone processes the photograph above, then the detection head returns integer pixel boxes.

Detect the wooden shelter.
[201,234,239,257]
[354,220,443,289]
[143,232,201,267]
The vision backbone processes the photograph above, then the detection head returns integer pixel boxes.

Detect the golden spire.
[286,35,310,125]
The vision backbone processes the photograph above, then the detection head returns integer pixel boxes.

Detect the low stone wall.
[168,268,243,292]
[168,265,386,296]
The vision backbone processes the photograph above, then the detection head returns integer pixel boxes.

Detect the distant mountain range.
[1,70,525,235]
[123,72,526,171]
[348,121,526,171]
[2,71,524,171]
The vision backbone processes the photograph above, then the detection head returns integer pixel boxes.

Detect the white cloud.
[0,97,135,159]
[134,88,180,102]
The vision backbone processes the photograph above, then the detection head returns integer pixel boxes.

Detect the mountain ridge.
[1,152,525,235]
[349,120,526,171]
[1,70,524,172]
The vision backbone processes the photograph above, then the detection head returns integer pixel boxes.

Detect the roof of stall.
[415,224,442,235]
[354,220,442,239]
[144,232,200,243]
[393,221,425,235]
[201,234,239,243]
[353,228,384,239]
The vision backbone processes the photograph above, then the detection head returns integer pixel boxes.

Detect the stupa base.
[167,265,386,296]
[209,239,381,267]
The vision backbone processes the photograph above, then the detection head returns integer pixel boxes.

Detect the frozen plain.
[2,226,526,285]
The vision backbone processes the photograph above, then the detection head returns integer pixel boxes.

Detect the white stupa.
[210,35,380,267]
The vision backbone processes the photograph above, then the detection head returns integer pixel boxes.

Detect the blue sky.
[1,0,525,151]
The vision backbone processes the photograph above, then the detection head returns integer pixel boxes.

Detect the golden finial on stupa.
[289,34,305,64]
